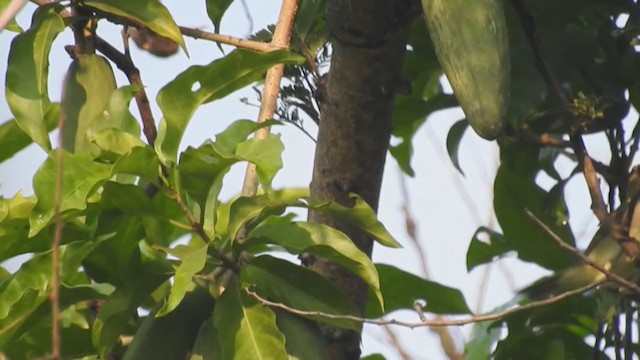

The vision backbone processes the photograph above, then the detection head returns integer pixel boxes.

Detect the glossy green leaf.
[178,120,280,218]
[112,145,161,182]
[206,0,233,33]
[91,128,146,161]
[84,0,186,53]
[61,54,117,153]
[305,194,401,248]
[466,227,511,272]
[0,105,58,164]
[224,188,309,240]
[5,6,64,151]
[156,50,304,163]
[0,242,95,347]
[29,151,112,236]
[214,282,288,360]
[241,255,360,330]
[157,237,208,316]
[365,264,471,318]
[445,119,468,176]
[272,309,330,360]
[123,287,215,360]
[89,85,142,137]
[244,222,383,308]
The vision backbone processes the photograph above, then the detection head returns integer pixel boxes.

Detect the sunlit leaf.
[157,236,208,316]
[244,222,383,308]
[156,50,304,163]
[0,105,58,164]
[29,151,112,236]
[5,5,64,151]
[61,54,117,153]
[214,282,288,360]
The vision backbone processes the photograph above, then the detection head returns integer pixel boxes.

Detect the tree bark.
[306,1,419,359]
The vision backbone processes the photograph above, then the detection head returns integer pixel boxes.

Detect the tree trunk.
[307,1,419,359]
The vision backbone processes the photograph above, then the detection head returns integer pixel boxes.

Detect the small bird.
[522,167,640,299]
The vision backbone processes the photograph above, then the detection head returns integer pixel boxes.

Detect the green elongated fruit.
[61,54,117,152]
[422,0,510,140]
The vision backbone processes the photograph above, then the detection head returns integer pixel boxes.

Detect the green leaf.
[306,194,401,248]
[178,120,280,218]
[112,145,161,182]
[206,0,234,33]
[0,105,58,164]
[494,143,575,270]
[365,264,471,318]
[244,222,383,309]
[466,227,511,272]
[241,255,360,330]
[361,355,386,360]
[465,321,503,360]
[0,242,95,347]
[214,282,288,360]
[224,188,309,240]
[5,5,65,151]
[83,0,186,53]
[156,50,304,163]
[29,151,112,236]
[272,309,330,360]
[157,237,208,316]
[123,286,215,360]
[445,119,469,176]
[61,54,117,153]
[89,85,142,137]
[91,128,146,161]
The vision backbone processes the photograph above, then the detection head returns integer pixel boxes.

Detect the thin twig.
[525,209,640,295]
[245,281,603,329]
[240,0,298,197]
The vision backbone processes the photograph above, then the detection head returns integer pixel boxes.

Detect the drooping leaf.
[29,151,112,236]
[0,105,58,164]
[466,227,511,272]
[365,264,471,318]
[445,119,469,176]
[241,255,360,330]
[243,222,383,309]
[214,282,288,360]
[157,236,208,316]
[206,0,233,34]
[61,54,117,153]
[5,5,64,151]
[83,0,186,53]
[155,50,304,163]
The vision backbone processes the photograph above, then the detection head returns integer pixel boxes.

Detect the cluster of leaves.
[0,0,472,359]
[392,0,640,357]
